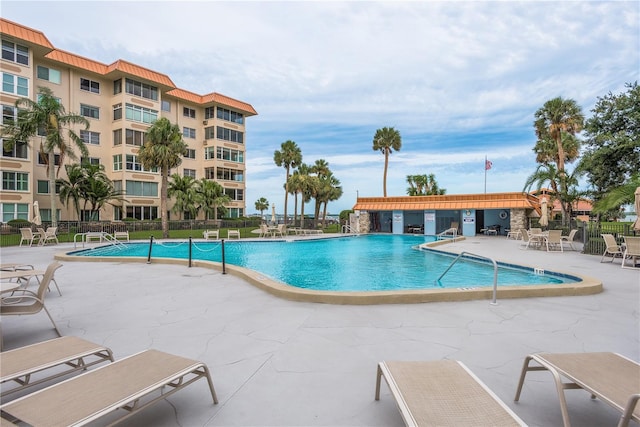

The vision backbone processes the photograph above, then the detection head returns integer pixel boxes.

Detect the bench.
[0,336,114,398]
[1,349,218,426]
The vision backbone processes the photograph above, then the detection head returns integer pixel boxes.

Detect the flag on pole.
[485,159,493,170]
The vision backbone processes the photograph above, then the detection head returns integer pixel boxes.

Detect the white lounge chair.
[1,336,114,398]
[18,228,40,247]
[227,229,240,239]
[376,360,526,426]
[203,229,219,240]
[515,352,640,427]
[39,227,59,246]
[545,230,563,252]
[561,229,578,251]
[621,236,640,269]
[0,349,218,426]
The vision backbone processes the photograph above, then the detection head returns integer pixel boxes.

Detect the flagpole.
[484,155,487,194]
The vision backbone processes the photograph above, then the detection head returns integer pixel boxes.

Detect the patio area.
[1,235,638,426]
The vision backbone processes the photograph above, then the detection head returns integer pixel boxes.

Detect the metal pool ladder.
[435,251,499,305]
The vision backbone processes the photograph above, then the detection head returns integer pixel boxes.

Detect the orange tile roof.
[0,18,54,49]
[1,18,257,115]
[353,192,540,211]
[45,49,108,74]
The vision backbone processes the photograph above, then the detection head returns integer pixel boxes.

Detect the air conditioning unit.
[202,120,208,125]
[203,140,207,146]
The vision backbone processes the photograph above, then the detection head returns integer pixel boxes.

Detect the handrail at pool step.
[435,251,499,305]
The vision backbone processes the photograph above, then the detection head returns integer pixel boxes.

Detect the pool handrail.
[435,251,499,305]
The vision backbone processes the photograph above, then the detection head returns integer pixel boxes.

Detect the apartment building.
[0,18,257,223]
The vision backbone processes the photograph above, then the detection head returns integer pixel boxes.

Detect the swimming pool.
[67,234,577,291]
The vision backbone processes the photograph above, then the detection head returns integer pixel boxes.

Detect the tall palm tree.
[534,97,584,223]
[81,164,121,221]
[273,140,302,225]
[319,173,343,226]
[254,197,270,219]
[168,174,197,219]
[372,127,401,197]
[196,179,231,221]
[57,163,87,221]
[1,86,89,227]
[138,118,187,238]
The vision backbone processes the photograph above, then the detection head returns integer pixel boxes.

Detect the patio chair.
[18,228,40,247]
[1,336,114,398]
[0,349,218,427]
[375,360,525,426]
[520,229,541,250]
[203,229,219,240]
[227,229,240,239]
[113,230,129,242]
[0,261,63,341]
[545,230,563,252]
[272,224,286,238]
[560,229,578,251]
[621,236,640,269]
[514,352,640,427]
[600,234,623,263]
[39,226,59,246]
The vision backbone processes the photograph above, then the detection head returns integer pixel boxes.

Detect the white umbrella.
[539,197,549,228]
[633,187,640,232]
[32,201,42,226]
[271,204,277,225]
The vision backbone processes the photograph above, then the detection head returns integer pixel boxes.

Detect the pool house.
[352,192,542,237]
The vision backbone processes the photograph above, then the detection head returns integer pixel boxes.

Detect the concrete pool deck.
[0,234,638,426]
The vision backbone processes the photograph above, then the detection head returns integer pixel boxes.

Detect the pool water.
[70,234,575,291]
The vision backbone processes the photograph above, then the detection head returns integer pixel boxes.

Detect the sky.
[3,1,639,215]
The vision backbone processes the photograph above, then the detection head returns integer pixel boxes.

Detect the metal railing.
[435,251,498,305]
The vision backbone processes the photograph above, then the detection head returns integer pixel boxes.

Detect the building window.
[125,154,156,172]
[225,188,244,201]
[2,104,16,125]
[126,103,157,124]
[125,78,158,101]
[224,208,244,219]
[113,103,122,120]
[216,127,243,144]
[37,152,61,166]
[113,79,122,94]
[217,107,244,124]
[1,40,29,65]
[2,140,27,159]
[204,147,215,160]
[81,157,100,166]
[80,78,100,94]
[113,129,122,146]
[37,66,61,84]
[161,100,171,112]
[80,210,99,221]
[204,126,215,140]
[183,168,196,178]
[2,73,28,96]
[125,129,146,146]
[1,203,29,222]
[125,180,158,197]
[80,104,100,119]
[113,154,122,171]
[2,171,28,191]
[204,167,215,180]
[183,107,196,119]
[182,127,196,139]
[126,205,157,220]
[40,209,60,222]
[204,107,215,120]
[80,130,100,145]
[217,147,244,163]
[184,148,196,159]
[37,180,61,194]
[216,167,243,182]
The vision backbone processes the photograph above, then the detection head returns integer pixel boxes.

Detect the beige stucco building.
[0,18,257,223]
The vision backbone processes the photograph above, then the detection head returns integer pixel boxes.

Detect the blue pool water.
[70,234,576,291]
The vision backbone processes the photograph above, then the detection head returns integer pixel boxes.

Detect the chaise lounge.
[375,360,526,426]
[0,349,218,426]
[514,352,640,427]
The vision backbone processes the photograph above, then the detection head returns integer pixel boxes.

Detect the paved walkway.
[0,235,638,426]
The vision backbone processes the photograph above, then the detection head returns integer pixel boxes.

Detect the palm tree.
[57,163,87,220]
[168,174,197,219]
[319,173,343,226]
[254,197,269,219]
[1,86,89,227]
[372,127,401,197]
[57,163,120,221]
[406,174,446,196]
[593,174,640,214]
[138,118,187,238]
[534,97,584,223]
[196,179,231,221]
[273,140,302,225]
